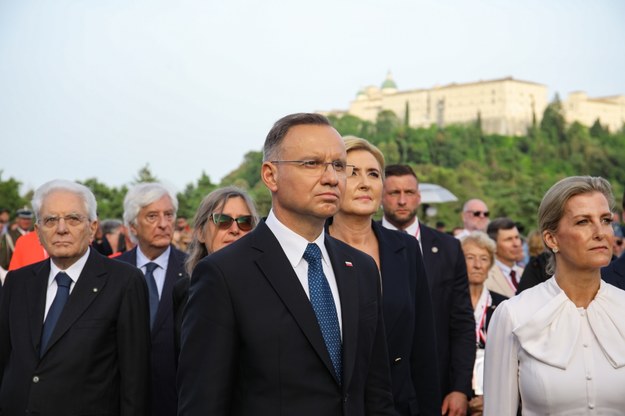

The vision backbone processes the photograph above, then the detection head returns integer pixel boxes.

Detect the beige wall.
[562,92,625,132]
[339,76,625,135]
[346,77,548,136]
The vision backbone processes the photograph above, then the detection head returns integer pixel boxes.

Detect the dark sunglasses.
[468,210,490,218]
[617,239,623,247]
[210,213,254,231]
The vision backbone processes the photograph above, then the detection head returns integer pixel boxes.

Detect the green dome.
[381,71,397,89]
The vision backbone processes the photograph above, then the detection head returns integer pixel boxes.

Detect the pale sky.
[1,0,624,194]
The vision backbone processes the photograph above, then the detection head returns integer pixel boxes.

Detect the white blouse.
[483,277,625,415]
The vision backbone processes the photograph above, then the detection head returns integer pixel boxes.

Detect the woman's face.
[340,149,383,218]
[463,242,492,286]
[544,191,614,274]
[202,196,253,253]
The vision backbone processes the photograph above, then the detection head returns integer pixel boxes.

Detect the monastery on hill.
[324,72,625,136]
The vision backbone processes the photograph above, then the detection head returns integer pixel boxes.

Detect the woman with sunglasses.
[327,136,441,415]
[173,186,259,356]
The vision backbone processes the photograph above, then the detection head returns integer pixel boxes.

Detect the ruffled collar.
[513,277,625,370]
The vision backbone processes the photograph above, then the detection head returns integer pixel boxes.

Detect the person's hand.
[467,395,483,415]
[441,391,468,416]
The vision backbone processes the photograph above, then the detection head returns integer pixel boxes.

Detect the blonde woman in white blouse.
[483,176,625,415]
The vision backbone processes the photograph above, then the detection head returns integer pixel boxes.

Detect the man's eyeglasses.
[271,160,355,177]
[617,239,623,247]
[467,210,490,218]
[40,214,86,228]
[210,214,254,231]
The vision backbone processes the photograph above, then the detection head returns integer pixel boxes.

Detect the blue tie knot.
[55,272,72,289]
[303,243,322,263]
[145,262,159,274]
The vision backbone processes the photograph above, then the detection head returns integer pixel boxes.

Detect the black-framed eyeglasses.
[467,210,490,218]
[210,214,254,231]
[271,160,355,177]
[40,214,87,228]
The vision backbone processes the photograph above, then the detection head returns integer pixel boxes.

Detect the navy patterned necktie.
[303,243,342,384]
[40,272,72,356]
[144,262,160,328]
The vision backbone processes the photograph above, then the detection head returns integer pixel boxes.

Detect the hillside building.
[327,73,624,135]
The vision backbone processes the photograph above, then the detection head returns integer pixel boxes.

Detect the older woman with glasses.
[484,176,625,415]
[327,136,440,415]
[173,186,259,356]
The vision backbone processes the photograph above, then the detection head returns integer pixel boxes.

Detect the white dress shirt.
[265,210,343,335]
[44,247,90,320]
[484,277,625,415]
[136,245,170,299]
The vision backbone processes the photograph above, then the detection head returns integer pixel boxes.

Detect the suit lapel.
[420,224,438,289]
[28,260,51,352]
[252,224,339,384]
[372,223,404,336]
[153,246,186,333]
[42,250,108,357]
[326,236,361,390]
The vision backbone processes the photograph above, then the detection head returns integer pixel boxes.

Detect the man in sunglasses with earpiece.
[455,199,490,240]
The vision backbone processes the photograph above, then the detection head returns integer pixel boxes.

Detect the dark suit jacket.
[0,249,150,415]
[172,276,190,361]
[177,221,395,416]
[517,252,551,293]
[116,245,187,416]
[419,223,475,398]
[602,254,625,290]
[373,222,441,415]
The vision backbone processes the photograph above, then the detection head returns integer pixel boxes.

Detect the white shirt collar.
[513,277,625,369]
[136,245,171,270]
[265,210,330,269]
[382,215,420,239]
[49,247,91,286]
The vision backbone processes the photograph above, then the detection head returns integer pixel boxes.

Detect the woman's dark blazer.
[368,221,442,415]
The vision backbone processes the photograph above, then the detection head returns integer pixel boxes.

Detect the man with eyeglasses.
[381,164,474,416]
[178,113,394,415]
[0,179,150,415]
[117,183,188,416]
[455,199,490,240]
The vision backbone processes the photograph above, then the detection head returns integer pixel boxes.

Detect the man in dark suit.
[117,182,188,416]
[381,165,475,416]
[177,113,394,415]
[602,189,625,289]
[0,179,150,415]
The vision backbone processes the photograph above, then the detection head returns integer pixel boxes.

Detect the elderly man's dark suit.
[117,245,187,416]
[0,249,150,415]
[419,223,475,399]
[602,255,625,290]
[373,221,441,415]
[177,221,395,416]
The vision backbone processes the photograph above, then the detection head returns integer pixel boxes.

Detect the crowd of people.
[0,112,624,415]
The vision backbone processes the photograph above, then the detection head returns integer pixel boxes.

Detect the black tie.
[40,272,72,356]
[510,269,518,291]
[144,262,160,328]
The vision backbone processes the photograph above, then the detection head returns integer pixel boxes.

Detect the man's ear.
[261,162,279,192]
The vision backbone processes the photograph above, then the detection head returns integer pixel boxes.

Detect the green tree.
[79,178,127,220]
[177,172,216,220]
[0,172,30,214]
[133,164,158,184]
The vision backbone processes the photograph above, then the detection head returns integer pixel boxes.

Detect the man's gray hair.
[123,183,178,230]
[32,179,98,222]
